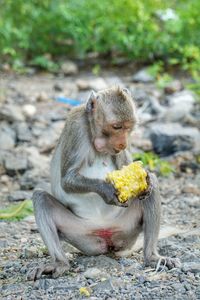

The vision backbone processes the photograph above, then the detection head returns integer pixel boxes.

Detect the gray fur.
[30,87,179,279]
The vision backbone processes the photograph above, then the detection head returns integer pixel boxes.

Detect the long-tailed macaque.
[28,86,179,280]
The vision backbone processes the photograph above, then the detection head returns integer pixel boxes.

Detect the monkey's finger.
[26,269,37,281]
[165,257,181,269]
[34,265,54,280]
[113,196,128,207]
[52,264,70,279]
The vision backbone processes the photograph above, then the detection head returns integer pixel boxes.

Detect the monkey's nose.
[115,143,127,151]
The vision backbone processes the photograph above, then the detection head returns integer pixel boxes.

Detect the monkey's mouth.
[114,149,121,154]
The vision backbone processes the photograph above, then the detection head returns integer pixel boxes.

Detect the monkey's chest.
[69,156,123,222]
[81,155,115,180]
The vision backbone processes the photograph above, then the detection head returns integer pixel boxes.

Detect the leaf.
[0,200,33,221]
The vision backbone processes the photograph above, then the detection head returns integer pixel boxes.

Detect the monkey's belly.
[65,192,124,223]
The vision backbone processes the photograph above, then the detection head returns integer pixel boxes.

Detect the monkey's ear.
[122,87,131,95]
[86,91,97,113]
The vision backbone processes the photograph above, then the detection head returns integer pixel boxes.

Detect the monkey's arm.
[59,119,124,207]
[61,167,125,207]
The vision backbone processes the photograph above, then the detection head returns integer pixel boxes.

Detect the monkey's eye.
[112,125,122,130]
[102,130,110,137]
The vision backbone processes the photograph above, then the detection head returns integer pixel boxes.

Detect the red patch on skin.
[93,229,115,247]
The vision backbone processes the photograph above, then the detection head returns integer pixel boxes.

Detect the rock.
[171,283,186,293]
[83,268,102,279]
[0,104,25,122]
[7,190,32,202]
[36,92,49,102]
[130,87,149,105]
[149,123,200,156]
[0,123,16,149]
[182,184,200,196]
[16,122,32,142]
[88,78,108,91]
[93,279,114,291]
[164,80,183,94]
[76,79,90,91]
[54,83,63,91]
[36,123,62,153]
[60,60,78,75]
[22,104,37,118]
[182,262,200,274]
[23,246,38,259]
[132,69,154,83]
[93,278,124,291]
[19,170,39,190]
[168,90,195,107]
[1,174,10,183]
[5,153,29,176]
[25,146,50,174]
[164,91,195,122]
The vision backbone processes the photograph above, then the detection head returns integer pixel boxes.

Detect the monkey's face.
[94,120,134,155]
[86,86,137,155]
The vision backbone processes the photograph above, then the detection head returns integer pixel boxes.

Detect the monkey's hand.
[98,182,128,207]
[137,171,154,201]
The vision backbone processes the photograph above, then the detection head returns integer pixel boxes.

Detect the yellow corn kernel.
[106,161,148,203]
[79,287,91,297]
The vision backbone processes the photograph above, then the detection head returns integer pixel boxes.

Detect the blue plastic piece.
[55,96,81,106]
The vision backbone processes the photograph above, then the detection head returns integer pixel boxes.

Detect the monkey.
[27,86,180,280]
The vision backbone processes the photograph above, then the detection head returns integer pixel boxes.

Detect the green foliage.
[30,55,59,72]
[0,0,200,74]
[133,152,174,177]
[0,200,33,221]
[186,81,200,99]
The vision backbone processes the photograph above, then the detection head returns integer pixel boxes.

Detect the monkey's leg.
[142,173,181,269]
[27,190,71,280]
[27,190,107,280]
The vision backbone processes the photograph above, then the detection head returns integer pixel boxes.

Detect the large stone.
[5,153,29,176]
[0,123,16,149]
[25,146,50,175]
[149,123,199,156]
[164,90,196,122]
[7,190,32,202]
[22,104,37,118]
[36,122,63,153]
[60,60,78,75]
[132,69,154,83]
[88,77,108,91]
[182,262,200,274]
[16,122,32,142]
[164,80,183,94]
[0,104,25,122]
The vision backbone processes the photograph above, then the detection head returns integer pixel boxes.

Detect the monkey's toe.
[27,261,70,281]
[163,257,181,269]
[145,255,181,271]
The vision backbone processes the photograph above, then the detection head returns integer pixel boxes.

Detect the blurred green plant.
[133,152,175,176]
[0,0,200,75]
[0,200,33,221]
[92,64,101,76]
[30,55,59,72]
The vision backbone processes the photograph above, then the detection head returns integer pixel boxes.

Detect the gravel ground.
[0,69,199,299]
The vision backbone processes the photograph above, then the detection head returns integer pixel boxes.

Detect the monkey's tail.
[116,225,185,257]
[32,190,67,263]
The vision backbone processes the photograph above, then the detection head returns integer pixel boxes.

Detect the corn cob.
[106,161,148,203]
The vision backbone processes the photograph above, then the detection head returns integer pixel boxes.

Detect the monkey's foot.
[27,261,70,280]
[145,255,181,270]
